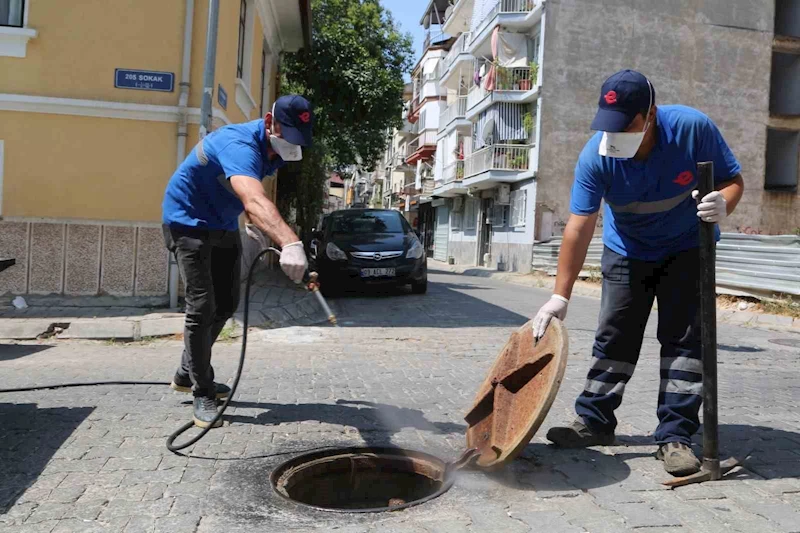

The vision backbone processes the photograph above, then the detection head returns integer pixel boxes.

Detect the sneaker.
[193,396,223,428]
[546,419,616,448]
[656,442,701,477]
[170,376,231,399]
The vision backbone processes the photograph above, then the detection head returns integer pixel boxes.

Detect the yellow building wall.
[0,0,184,105]
[0,111,175,222]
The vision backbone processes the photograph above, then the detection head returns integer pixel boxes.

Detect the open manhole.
[270,319,569,512]
[270,447,453,513]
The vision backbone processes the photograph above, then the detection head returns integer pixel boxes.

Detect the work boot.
[656,442,701,477]
[193,395,223,428]
[170,374,231,399]
[546,419,616,448]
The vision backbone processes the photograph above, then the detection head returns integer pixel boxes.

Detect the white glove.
[245,224,269,250]
[532,295,569,340]
[692,190,727,223]
[279,241,307,283]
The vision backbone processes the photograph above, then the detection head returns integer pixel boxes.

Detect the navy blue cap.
[272,95,314,147]
[590,70,654,132]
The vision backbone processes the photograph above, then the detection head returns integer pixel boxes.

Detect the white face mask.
[269,134,302,161]
[269,104,303,161]
[598,81,653,159]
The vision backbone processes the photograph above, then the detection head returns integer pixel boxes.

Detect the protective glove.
[532,295,569,341]
[279,241,308,284]
[245,224,269,250]
[692,190,727,223]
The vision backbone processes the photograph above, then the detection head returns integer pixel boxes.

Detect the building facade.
[0,0,311,302]
[415,0,798,273]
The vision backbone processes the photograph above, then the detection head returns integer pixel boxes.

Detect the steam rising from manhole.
[270,447,454,513]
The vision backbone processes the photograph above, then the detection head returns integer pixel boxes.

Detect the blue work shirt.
[162,119,284,231]
[570,105,741,261]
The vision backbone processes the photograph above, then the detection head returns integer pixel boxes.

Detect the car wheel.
[411,279,427,294]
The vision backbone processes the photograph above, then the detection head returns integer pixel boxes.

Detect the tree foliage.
[277,0,413,235]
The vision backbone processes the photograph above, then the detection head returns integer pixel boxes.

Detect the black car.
[309,209,427,295]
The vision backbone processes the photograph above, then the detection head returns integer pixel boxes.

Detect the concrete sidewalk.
[0,267,329,341]
[428,260,800,333]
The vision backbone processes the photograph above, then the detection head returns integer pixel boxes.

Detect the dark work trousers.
[163,225,242,398]
[575,246,703,445]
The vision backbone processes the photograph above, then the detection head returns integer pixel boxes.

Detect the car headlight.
[406,239,424,259]
[326,242,347,261]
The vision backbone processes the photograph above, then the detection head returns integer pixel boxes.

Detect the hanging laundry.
[497,32,528,68]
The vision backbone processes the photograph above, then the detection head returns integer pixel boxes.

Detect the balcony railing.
[495,66,534,91]
[467,84,489,109]
[439,96,468,130]
[473,0,537,42]
[465,144,531,177]
[406,130,438,158]
[440,32,472,78]
[443,160,466,184]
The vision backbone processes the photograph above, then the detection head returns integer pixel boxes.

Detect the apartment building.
[0,0,310,302]
[421,0,798,273]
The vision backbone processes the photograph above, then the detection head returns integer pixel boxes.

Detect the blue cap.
[273,95,314,146]
[590,70,654,132]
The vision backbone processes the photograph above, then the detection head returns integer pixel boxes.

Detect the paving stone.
[154,515,200,533]
[509,510,585,532]
[102,456,162,472]
[610,503,682,529]
[124,516,155,533]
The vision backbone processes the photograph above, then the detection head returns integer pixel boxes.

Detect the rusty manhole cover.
[270,320,570,511]
[270,447,453,513]
[769,338,800,349]
[465,318,569,470]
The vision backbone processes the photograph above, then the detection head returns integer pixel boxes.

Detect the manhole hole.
[270,447,453,513]
[769,338,800,349]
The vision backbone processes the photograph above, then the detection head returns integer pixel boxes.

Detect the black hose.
[0,247,279,455]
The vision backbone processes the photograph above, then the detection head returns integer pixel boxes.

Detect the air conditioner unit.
[494,184,511,205]
[452,196,464,213]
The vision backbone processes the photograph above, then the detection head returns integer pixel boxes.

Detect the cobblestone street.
[1,269,799,532]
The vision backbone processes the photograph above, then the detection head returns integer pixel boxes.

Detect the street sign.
[218,84,228,109]
[114,69,174,92]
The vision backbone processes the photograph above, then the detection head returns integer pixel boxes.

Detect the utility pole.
[199,0,220,139]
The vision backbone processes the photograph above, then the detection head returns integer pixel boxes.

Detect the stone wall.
[0,221,168,298]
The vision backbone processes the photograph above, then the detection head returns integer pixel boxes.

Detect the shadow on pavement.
[0,344,53,361]
[226,399,466,444]
[0,402,93,512]
[618,424,800,479]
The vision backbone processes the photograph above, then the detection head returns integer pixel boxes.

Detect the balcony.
[443,0,474,36]
[466,66,539,118]
[438,96,469,136]
[438,32,472,87]
[464,144,533,188]
[443,160,466,184]
[469,0,543,56]
[405,130,438,164]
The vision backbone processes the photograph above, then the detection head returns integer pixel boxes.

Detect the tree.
[277,0,413,236]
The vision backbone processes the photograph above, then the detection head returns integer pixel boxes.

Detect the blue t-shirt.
[162,119,284,231]
[570,105,741,261]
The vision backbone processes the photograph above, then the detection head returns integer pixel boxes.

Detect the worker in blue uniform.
[533,70,744,476]
[162,95,313,428]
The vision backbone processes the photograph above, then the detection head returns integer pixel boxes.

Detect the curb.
[430,261,800,334]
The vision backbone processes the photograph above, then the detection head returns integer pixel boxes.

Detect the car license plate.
[360,268,396,278]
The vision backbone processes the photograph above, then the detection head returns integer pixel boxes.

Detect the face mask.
[268,103,303,161]
[598,81,653,159]
[269,134,302,161]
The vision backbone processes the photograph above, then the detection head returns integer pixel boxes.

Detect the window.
[765,128,799,192]
[329,211,406,235]
[0,0,23,27]
[237,0,247,79]
[510,189,527,227]
[464,197,477,230]
[450,209,462,230]
[490,203,508,227]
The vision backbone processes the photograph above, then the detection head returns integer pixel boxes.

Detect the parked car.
[309,209,427,295]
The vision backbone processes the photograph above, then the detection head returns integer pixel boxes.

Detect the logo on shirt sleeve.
[673,171,693,186]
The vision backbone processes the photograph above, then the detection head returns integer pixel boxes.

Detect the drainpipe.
[170,0,195,309]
